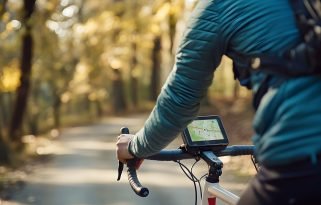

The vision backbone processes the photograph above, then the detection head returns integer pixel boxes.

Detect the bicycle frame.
[202,181,239,205]
[200,151,240,205]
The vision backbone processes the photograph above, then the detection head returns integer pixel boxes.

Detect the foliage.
[0,60,20,92]
[0,0,250,164]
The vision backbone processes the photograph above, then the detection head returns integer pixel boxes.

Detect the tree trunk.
[53,97,62,129]
[0,92,14,137]
[130,41,138,107]
[9,0,36,142]
[112,69,127,113]
[0,93,5,138]
[0,0,7,18]
[0,93,11,164]
[27,112,39,135]
[168,0,176,53]
[150,36,162,101]
[0,136,10,164]
[0,114,3,140]
[94,100,103,118]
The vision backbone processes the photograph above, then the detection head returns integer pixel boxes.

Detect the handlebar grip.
[120,127,149,197]
[127,159,149,197]
[121,127,130,134]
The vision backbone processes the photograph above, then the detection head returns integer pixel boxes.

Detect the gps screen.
[187,119,224,142]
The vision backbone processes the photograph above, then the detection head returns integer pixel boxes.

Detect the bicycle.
[117,115,258,205]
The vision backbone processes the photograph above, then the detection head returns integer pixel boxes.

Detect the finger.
[135,159,144,169]
[116,136,126,143]
[117,134,131,140]
[117,134,127,140]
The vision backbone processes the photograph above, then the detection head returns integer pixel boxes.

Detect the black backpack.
[230,0,321,109]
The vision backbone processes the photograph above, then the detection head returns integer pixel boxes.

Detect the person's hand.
[116,134,135,164]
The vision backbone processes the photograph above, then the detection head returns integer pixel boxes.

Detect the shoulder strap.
[230,0,321,81]
[287,0,321,68]
[229,0,321,109]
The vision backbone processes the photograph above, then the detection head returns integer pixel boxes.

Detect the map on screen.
[187,119,224,142]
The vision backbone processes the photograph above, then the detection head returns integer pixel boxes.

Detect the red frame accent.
[208,197,216,205]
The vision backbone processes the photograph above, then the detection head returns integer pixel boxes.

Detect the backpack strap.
[288,0,321,69]
[229,0,321,109]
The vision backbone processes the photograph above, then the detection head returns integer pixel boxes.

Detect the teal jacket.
[129,0,321,166]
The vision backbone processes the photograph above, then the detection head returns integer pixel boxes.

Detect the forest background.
[0,0,254,167]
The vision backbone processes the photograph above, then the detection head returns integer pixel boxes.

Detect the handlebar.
[147,145,255,161]
[118,127,255,198]
[119,127,149,197]
[127,159,149,197]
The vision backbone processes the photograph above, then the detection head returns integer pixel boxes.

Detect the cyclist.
[116,0,321,204]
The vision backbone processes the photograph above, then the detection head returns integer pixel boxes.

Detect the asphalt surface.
[3,114,255,205]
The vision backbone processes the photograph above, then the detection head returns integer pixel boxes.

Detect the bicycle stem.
[201,151,223,183]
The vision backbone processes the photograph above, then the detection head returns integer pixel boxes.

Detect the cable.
[191,160,203,199]
[177,160,198,205]
[176,159,205,205]
[176,156,257,205]
[251,155,259,172]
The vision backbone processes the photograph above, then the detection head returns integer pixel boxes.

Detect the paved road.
[3,114,254,205]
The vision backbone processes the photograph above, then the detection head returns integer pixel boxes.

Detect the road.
[3,114,255,205]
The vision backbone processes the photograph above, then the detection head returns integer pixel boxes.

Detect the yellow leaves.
[150,23,161,35]
[36,0,58,13]
[131,66,141,78]
[62,5,79,18]
[1,12,10,22]
[169,0,185,18]
[0,4,4,16]
[61,92,71,103]
[0,60,21,92]
[6,19,21,31]
[0,14,21,39]
[68,62,90,95]
[109,58,123,70]
[154,2,170,22]
[7,0,23,11]
[81,11,116,36]
[83,19,97,34]
[88,90,106,101]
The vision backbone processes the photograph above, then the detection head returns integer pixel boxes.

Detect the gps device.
[182,115,229,152]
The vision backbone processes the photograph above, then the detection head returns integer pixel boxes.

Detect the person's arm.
[126,1,226,159]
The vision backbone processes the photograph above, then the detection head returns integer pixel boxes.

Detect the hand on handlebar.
[116,134,135,164]
[116,134,144,170]
[116,127,148,197]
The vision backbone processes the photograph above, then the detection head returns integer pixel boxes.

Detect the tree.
[150,36,162,101]
[0,0,7,18]
[9,0,36,142]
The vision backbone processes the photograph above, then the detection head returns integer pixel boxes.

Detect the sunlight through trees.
[0,0,250,164]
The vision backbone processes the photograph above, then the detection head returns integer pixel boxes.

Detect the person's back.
[117,0,321,204]
[216,0,321,167]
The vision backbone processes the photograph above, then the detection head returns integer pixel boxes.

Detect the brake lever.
[117,127,130,181]
[117,161,124,181]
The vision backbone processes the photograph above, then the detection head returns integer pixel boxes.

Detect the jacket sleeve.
[129,0,226,158]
